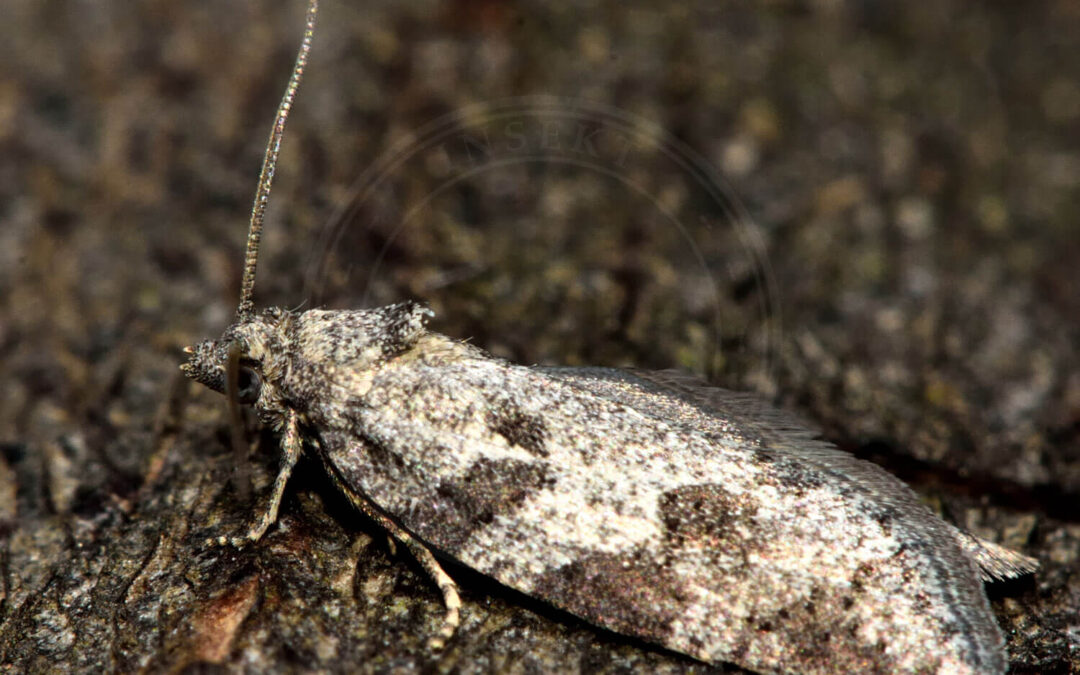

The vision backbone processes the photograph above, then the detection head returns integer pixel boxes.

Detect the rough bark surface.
[1,1,1076,672]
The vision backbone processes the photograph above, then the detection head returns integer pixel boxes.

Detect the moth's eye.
[237,366,262,404]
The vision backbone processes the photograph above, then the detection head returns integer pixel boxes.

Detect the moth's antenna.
[236,0,319,320]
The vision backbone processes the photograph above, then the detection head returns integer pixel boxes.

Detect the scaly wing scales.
[319,356,1009,674]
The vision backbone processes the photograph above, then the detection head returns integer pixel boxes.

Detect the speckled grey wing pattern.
[318,354,1012,675]
[545,367,1039,582]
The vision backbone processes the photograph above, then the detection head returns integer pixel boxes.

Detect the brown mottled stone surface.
[0,1,1075,672]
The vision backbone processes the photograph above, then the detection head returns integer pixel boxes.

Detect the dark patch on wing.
[533,547,686,642]
[362,433,407,472]
[768,463,827,494]
[750,448,776,464]
[870,505,898,535]
[432,457,554,550]
[659,484,754,550]
[704,567,905,674]
[738,581,903,673]
[487,403,548,457]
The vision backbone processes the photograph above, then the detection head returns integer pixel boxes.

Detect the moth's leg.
[348,492,461,650]
[229,408,301,547]
[402,531,461,650]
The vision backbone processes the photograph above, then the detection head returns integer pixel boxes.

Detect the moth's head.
[180,308,293,406]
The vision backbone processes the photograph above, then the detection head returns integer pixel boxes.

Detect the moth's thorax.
[275,305,481,424]
[290,302,433,370]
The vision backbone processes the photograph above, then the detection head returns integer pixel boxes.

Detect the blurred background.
[0,0,1076,671]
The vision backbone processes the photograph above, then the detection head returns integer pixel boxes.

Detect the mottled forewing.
[319,357,1007,674]
[544,367,1038,581]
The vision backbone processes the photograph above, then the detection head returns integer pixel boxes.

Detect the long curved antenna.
[237,0,319,320]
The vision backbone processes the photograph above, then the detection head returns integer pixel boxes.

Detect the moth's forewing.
[314,354,1009,674]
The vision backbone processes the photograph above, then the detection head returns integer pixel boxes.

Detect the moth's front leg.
[223,408,302,547]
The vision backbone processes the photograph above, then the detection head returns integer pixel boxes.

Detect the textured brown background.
[0,0,1077,672]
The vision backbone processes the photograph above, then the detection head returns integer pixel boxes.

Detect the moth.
[181,2,1037,673]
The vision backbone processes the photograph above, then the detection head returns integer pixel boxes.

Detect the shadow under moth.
[180,2,1038,673]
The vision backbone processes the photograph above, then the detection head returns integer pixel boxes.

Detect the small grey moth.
[180,2,1038,673]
